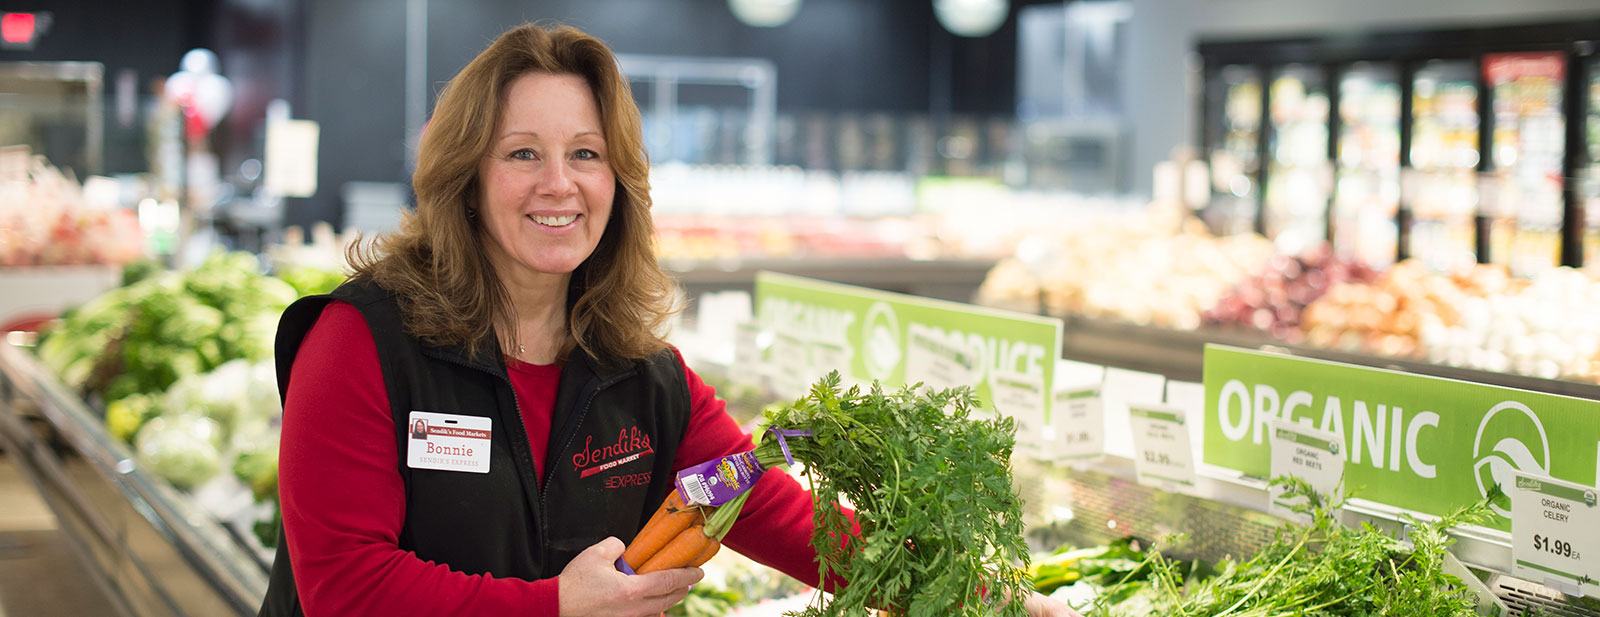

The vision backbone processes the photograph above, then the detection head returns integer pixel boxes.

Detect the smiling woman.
[350,23,672,365]
[259,21,1075,617]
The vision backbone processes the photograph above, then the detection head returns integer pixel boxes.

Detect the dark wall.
[296,0,408,229]
[0,0,297,177]
[0,0,216,174]
[424,0,1024,115]
[8,0,1040,227]
[291,0,1032,228]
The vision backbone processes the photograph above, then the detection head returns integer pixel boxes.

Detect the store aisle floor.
[0,451,119,617]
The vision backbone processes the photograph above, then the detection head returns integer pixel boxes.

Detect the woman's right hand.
[558,537,703,617]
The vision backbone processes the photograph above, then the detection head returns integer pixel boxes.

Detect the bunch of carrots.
[619,434,798,573]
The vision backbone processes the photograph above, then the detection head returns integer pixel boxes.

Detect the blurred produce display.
[978,205,1274,330]
[979,204,1600,383]
[0,148,144,267]
[1301,260,1510,360]
[33,251,345,549]
[1207,246,1379,342]
[1419,266,1600,380]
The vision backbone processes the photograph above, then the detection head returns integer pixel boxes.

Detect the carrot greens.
[764,372,1033,617]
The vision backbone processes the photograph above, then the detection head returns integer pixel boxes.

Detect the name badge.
[406,411,492,473]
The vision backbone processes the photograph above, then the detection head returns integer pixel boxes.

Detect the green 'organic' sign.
[1204,345,1600,529]
[753,272,1063,428]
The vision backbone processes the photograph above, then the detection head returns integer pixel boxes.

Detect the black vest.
[258,280,690,616]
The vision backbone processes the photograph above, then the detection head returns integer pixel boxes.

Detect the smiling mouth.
[527,213,579,228]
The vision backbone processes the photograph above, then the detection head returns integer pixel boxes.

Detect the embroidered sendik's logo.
[572,426,654,478]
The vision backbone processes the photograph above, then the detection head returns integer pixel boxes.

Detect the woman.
[260,23,1076,617]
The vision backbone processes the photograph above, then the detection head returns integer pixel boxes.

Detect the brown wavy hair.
[349,22,676,363]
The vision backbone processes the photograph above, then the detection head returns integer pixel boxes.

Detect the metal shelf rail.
[0,343,267,617]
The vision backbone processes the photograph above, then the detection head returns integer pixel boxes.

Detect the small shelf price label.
[1267,418,1346,523]
[1047,386,1104,463]
[1510,471,1599,598]
[1128,403,1196,493]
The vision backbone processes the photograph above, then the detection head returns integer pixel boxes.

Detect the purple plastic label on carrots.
[676,450,764,506]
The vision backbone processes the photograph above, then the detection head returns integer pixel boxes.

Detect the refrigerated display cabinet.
[1484,51,1566,275]
[1408,60,1481,272]
[1584,60,1600,267]
[1198,18,1600,270]
[1333,63,1402,268]
[1202,65,1264,236]
[1264,65,1332,255]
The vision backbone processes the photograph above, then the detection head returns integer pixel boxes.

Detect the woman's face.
[478,72,615,281]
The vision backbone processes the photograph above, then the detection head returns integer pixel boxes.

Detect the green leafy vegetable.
[667,584,742,617]
[763,372,1032,617]
[1091,477,1502,617]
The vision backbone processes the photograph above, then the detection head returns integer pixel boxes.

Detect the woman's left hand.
[1023,591,1081,617]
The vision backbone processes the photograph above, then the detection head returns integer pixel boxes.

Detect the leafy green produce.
[233,446,279,502]
[667,584,742,616]
[763,372,1032,617]
[1031,538,1153,595]
[1090,477,1500,617]
[39,252,299,404]
[135,414,225,490]
[275,265,347,297]
[106,392,158,444]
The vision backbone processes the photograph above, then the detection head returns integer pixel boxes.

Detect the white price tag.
[1128,403,1196,493]
[1050,386,1104,463]
[904,327,978,391]
[1102,368,1166,459]
[767,333,814,397]
[809,341,853,385]
[730,321,766,389]
[1267,418,1346,523]
[405,411,492,473]
[992,370,1046,454]
[1511,472,1600,597]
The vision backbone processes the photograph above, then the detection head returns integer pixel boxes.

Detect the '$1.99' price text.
[1533,534,1580,560]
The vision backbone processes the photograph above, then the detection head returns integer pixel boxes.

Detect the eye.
[509,148,536,161]
[574,149,601,161]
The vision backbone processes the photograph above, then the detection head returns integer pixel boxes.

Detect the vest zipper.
[424,353,551,563]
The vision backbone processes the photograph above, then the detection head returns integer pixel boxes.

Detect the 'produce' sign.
[754,272,1063,431]
[1204,345,1600,530]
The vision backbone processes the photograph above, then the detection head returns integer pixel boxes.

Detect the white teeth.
[529,214,578,227]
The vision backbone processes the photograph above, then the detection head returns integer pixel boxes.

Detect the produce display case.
[1198,18,1600,269]
[687,331,1600,615]
[9,267,1600,614]
[0,342,267,617]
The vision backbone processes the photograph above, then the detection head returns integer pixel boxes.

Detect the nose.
[533,159,576,198]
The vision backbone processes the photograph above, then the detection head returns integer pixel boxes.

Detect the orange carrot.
[637,524,713,574]
[622,491,699,569]
[689,538,720,567]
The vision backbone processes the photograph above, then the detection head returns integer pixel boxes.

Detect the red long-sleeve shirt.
[279,301,834,616]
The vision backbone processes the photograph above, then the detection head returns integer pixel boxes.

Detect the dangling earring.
[466,208,478,220]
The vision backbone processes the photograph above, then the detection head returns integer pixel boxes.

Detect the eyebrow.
[498,130,604,140]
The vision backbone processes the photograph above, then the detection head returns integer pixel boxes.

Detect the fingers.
[586,536,625,560]
[633,566,704,596]
[638,585,692,614]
